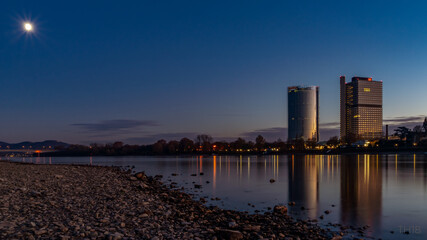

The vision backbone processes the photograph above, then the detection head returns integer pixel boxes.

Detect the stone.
[135,172,146,179]
[111,232,124,239]
[217,229,244,240]
[273,205,288,214]
[228,221,237,228]
[243,225,261,231]
[35,229,47,235]
[0,161,347,240]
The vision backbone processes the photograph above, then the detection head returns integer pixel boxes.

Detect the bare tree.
[326,136,340,147]
[255,135,266,151]
[195,134,213,152]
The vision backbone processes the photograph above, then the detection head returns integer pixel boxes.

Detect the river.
[6,154,427,239]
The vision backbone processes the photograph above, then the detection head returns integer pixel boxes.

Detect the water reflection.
[213,156,216,190]
[5,154,427,239]
[288,155,319,219]
[340,155,382,236]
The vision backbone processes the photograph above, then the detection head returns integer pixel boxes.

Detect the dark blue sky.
[1,0,426,144]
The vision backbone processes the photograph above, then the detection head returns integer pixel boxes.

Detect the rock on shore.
[0,161,341,239]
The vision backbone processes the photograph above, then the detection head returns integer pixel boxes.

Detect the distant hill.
[0,140,69,150]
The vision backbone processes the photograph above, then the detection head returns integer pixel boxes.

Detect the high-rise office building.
[340,76,383,141]
[288,86,319,141]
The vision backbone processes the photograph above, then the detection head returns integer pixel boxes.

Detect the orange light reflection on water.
[213,156,216,191]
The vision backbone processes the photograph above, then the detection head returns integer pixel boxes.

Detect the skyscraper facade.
[340,76,383,141]
[288,86,319,141]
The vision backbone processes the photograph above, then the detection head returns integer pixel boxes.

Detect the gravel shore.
[0,161,347,239]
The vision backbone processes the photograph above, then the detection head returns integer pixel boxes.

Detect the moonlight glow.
[24,22,33,32]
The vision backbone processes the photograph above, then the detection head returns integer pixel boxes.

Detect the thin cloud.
[208,113,252,117]
[383,116,425,124]
[126,132,198,144]
[319,122,339,128]
[71,119,159,132]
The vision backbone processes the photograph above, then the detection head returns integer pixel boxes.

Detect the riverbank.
[37,147,427,158]
[0,161,356,240]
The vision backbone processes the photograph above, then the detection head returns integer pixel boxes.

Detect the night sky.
[1,0,427,144]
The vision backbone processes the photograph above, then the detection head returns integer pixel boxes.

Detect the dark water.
[5,154,427,239]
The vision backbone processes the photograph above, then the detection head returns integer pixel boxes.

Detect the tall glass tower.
[288,86,319,141]
[340,76,383,141]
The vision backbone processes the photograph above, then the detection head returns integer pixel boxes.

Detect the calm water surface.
[5,154,427,239]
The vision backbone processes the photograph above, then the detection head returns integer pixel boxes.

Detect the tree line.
[49,118,427,156]
[51,134,324,156]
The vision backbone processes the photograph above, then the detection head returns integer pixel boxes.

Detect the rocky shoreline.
[0,161,359,239]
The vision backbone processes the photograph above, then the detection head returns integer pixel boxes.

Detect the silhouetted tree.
[213,141,228,152]
[255,135,266,151]
[342,133,357,145]
[272,138,287,152]
[166,140,179,154]
[422,118,427,133]
[64,144,91,156]
[231,138,246,150]
[179,138,195,153]
[305,138,317,149]
[293,138,305,150]
[195,134,213,152]
[112,141,123,149]
[413,125,422,133]
[152,139,167,154]
[247,141,255,150]
[394,127,411,140]
[326,136,340,147]
[121,144,140,155]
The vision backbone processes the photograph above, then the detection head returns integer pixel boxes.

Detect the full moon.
[24,22,33,32]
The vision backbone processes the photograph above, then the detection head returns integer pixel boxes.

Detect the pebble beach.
[0,161,351,240]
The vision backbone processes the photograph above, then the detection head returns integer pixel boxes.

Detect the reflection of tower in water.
[340,155,382,235]
[288,155,319,218]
